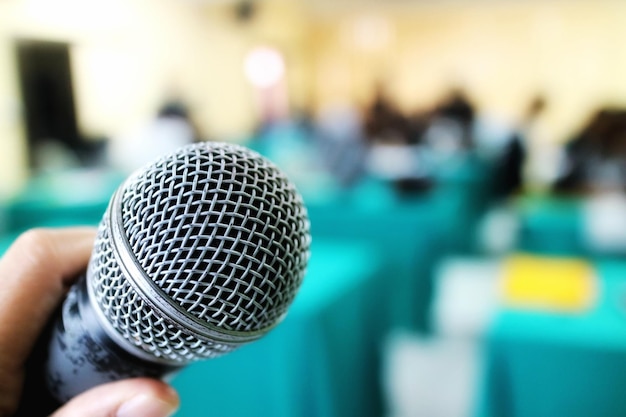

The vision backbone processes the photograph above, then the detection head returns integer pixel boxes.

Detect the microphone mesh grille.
[91,224,234,361]
[89,143,310,362]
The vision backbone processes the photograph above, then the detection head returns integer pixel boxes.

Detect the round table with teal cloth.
[0,232,19,256]
[477,258,626,417]
[302,175,473,333]
[515,194,585,256]
[2,169,124,233]
[172,238,389,417]
[0,169,124,256]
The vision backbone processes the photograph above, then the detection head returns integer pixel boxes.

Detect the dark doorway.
[15,39,80,169]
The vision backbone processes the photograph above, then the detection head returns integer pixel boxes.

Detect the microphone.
[43,142,311,403]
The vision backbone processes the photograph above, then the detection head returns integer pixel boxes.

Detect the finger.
[0,228,96,370]
[50,378,179,417]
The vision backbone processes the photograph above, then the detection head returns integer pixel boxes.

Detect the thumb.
[49,378,179,417]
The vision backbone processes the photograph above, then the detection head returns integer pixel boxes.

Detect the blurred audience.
[520,96,564,193]
[556,108,626,193]
[426,89,476,151]
[364,85,408,146]
[110,99,198,174]
[489,96,552,201]
[315,103,369,187]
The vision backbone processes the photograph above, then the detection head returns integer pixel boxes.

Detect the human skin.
[0,228,179,417]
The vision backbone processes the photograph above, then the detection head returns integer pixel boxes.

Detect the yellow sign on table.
[501,254,596,312]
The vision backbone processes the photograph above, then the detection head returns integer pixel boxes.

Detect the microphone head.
[87,142,310,364]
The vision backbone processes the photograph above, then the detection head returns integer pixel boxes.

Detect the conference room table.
[302,178,450,333]
[301,155,491,333]
[173,238,389,417]
[477,258,626,417]
[2,168,123,233]
[0,169,123,259]
[516,194,585,256]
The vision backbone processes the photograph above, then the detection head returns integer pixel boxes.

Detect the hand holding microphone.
[1,142,310,416]
[0,228,180,417]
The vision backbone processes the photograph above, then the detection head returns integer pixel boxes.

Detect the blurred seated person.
[519,96,564,193]
[491,96,542,199]
[364,85,409,145]
[554,109,626,194]
[491,95,561,200]
[110,99,198,173]
[490,129,526,201]
[315,103,368,187]
[363,88,433,194]
[423,88,475,153]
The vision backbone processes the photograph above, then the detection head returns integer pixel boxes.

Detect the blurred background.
[2,0,626,416]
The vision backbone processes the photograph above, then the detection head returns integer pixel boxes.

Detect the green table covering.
[302,176,470,332]
[173,239,388,417]
[3,169,124,233]
[477,258,626,417]
[516,194,585,256]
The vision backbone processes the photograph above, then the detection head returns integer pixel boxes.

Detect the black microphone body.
[47,277,182,401]
[16,278,181,416]
[15,142,310,414]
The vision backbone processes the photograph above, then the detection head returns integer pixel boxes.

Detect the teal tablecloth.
[478,259,626,417]
[0,232,20,256]
[302,176,472,332]
[3,169,124,233]
[434,153,494,253]
[173,239,388,417]
[516,195,585,256]
[0,169,124,255]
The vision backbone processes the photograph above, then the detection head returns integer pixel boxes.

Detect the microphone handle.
[16,276,182,416]
[13,307,61,416]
